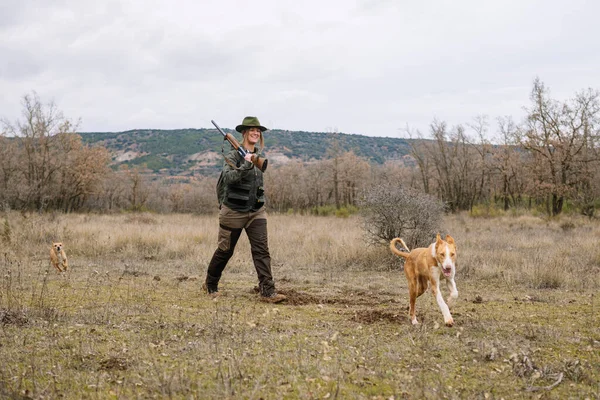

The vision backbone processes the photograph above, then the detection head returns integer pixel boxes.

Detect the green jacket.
[218,148,265,212]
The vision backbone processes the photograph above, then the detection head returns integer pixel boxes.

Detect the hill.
[79,127,415,176]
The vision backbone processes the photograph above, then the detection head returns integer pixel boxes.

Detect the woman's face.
[244,127,261,145]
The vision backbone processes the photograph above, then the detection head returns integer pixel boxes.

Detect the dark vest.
[222,152,265,212]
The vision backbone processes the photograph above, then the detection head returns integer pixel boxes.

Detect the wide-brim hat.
[235,116,267,133]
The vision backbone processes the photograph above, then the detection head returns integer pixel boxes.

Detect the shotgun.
[211,120,268,172]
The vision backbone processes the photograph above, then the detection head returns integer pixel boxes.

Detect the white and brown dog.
[50,242,69,272]
[390,234,458,327]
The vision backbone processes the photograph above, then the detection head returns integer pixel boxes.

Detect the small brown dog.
[390,234,458,327]
[50,242,69,272]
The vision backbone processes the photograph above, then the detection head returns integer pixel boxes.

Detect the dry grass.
[0,211,598,399]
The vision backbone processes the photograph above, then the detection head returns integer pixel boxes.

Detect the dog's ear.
[435,233,442,244]
[446,235,455,245]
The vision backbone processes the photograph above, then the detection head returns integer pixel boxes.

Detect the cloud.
[1,0,599,138]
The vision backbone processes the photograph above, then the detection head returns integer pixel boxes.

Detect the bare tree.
[516,78,600,215]
[1,93,72,209]
[52,133,110,212]
[1,92,110,212]
[264,160,309,212]
[408,145,432,194]
[491,117,531,210]
[371,161,420,191]
[466,115,493,209]
[87,169,127,212]
[121,165,149,212]
[326,131,342,209]
[0,135,19,209]
[409,120,485,212]
[305,162,328,207]
[336,151,371,207]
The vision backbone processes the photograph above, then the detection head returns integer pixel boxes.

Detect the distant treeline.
[2,79,599,217]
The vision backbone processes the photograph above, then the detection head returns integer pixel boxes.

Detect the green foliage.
[2,218,10,243]
[79,128,414,176]
[310,205,337,216]
[335,207,350,218]
[345,205,359,214]
[469,204,505,218]
[123,155,175,171]
[335,205,359,218]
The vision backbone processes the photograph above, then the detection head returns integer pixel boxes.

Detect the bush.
[335,207,350,218]
[470,204,504,218]
[310,205,359,217]
[2,218,11,243]
[310,205,337,216]
[358,183,445,248]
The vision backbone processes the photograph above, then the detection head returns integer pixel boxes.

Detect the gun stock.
[211,120,268,172]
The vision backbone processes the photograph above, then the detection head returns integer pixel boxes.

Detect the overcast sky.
[1,0,599,138]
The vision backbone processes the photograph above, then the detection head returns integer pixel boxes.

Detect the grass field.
[0,211,599,399]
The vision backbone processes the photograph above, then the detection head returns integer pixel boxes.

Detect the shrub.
[470,204,504,218]
[309,205,359,217]
[358,183,445,248]
[559,221,576,232]
[2,218,10,243]
[532,265,564,289]
[335,207,350,218]
[310,205,337,216]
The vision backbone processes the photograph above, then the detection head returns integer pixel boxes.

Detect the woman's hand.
[244,153,253,163]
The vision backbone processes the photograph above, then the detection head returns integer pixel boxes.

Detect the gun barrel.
[211,120,227,137]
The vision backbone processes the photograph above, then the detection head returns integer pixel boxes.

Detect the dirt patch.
[0,309,28,326]
[98,356,130,371]
[351,309,404,324]
[275,288,397,307]
[276,289,333,306]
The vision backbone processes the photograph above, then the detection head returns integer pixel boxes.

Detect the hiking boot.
[260,292,287,304]
[202,283,221,298]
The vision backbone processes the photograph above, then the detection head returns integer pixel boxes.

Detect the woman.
[203,116,286,303]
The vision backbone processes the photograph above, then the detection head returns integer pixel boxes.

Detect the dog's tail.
[390,238,410,258]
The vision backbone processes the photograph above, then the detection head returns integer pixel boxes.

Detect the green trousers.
[205,205,275,296]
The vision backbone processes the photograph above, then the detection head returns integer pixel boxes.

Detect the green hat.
[235,116,267,133]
